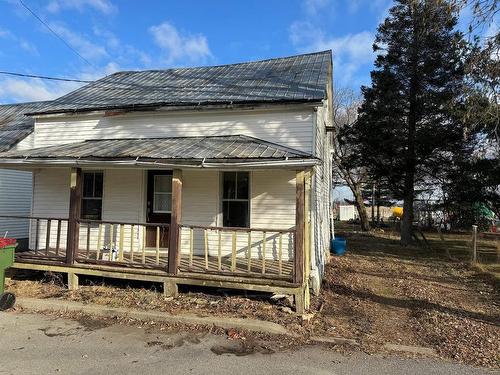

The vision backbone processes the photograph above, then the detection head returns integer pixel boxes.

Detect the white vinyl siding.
[86,169,145,252]
[0,169,32,239]
[101,169,143,223]
[21,109,313,153]
[179,169,295,261]
[30,168,70,249]
[311,104,332,287]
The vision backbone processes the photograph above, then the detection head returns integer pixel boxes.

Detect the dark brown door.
[146,170,172,248]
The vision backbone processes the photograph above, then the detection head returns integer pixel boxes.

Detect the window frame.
[81,171,104,220]
[220,171,250,228]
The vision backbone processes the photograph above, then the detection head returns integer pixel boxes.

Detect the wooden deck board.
[15,248,293,281]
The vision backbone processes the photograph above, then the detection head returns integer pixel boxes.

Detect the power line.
[18,0,95,68]
[0,70,92,83]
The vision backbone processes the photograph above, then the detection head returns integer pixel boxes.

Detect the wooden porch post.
[168,169,182,274]
[66,167,82,265]
[294,170,305,284]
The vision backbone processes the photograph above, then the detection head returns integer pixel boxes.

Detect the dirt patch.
[7,232,499,368]
[6,279,302,329]
[310,234,499,368]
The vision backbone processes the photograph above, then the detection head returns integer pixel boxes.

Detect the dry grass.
[311,233,499,368]
[6,231,500,368]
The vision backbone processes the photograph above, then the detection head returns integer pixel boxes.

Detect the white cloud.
[347,0,391,15]
[49,23,108,61]
[149,21,212,65]
[290,21,375,85]
[0,77,82,102]
[93,26,152,66]
[0,28,13,38]
[0,61,124,103]
[0,27,39,55]
[304,0,330,15]
[46,0,116,14]
[290,21,374,63]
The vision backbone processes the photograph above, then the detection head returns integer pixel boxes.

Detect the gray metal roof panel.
[0,101,51,152]
[27,51,332,115]
[0,135,315,162]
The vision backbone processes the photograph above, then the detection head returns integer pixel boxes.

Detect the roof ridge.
[103,50,332,76]
[0,100,52,108]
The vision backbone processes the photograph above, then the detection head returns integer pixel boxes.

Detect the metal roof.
[27,51,332,115]
[0,101,51,152]
[0,135,316,163]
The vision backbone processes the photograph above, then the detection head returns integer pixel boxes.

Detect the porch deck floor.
[15,248,294,281]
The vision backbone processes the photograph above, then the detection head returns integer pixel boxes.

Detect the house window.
[81,172,103,220]
[153,174,172,213]
[222,172,249,228]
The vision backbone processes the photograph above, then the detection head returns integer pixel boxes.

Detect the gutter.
[0,157,320,170]
[25,99,324,118]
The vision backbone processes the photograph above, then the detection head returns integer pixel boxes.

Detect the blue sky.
[0,0,394,103]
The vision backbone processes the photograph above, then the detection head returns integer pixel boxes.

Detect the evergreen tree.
[354,0,468,244]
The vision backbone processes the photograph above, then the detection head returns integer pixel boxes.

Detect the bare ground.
[6,232,500,368]
[310,233,499,368]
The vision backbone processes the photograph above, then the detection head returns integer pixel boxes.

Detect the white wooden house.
[0,51,333,312]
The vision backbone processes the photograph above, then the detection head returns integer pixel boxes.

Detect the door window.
[153,175,172,213]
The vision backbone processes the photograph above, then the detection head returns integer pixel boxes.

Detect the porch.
[1,168,310,312]
[0,135,316,312]
[10,217,296,281]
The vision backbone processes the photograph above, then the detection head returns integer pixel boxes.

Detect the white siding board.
[80,169,144,253]
[179,170,295,261]
[30,168,70,249]
[311,104,332,289]
[29,109,313,153]
[0,169,32,238]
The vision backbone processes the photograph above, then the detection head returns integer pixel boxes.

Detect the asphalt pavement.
[0,311,495,375]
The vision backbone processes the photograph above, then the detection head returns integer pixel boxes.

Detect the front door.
[146,170,172,248]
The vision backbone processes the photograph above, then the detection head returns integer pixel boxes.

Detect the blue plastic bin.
[331,237,347,255]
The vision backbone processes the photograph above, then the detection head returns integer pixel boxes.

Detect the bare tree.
[455,0,499,153]
[332,86,371,231]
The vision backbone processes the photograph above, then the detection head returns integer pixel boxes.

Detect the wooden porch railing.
[0,215,171,270]
[0,215,68,262]
[2,215,300,283]
[178,224,296,280]
[75,219,170,269]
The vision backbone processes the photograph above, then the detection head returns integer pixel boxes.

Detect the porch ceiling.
[0,135,319,168]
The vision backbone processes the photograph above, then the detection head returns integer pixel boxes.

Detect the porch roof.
[0,135,319,169]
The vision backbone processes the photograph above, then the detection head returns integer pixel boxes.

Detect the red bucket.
[0,238,16,248]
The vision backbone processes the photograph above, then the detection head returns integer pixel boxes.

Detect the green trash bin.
[0,238,17,310]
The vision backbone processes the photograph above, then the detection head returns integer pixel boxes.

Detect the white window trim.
[220,171,251,228]
[81,170,103,220]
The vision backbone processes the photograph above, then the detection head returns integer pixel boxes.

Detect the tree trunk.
[376,183,381,224]
[400,177,414,244]
[353,185,371,231]
[371,183,375,227]
[401,7,418,246]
